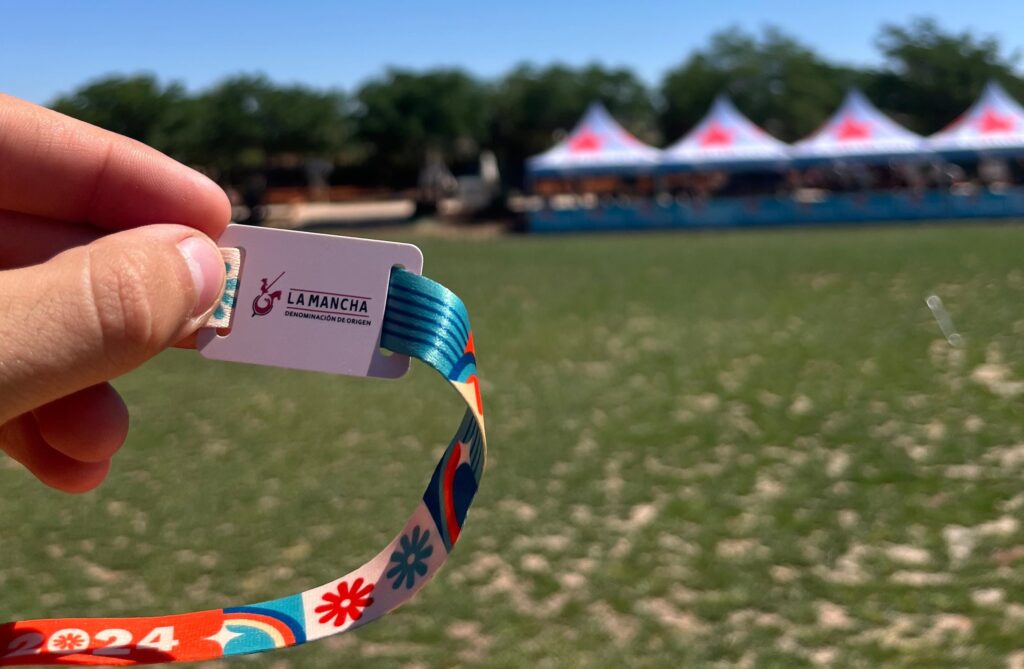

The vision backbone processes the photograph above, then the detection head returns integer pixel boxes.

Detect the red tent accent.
[835,117,871,141]
[568,129,603,153]
[977,108,1015,134]
[698,122,734,147]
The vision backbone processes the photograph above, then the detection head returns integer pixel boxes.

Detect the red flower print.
[52,632,86,651]
[315,577,375,627]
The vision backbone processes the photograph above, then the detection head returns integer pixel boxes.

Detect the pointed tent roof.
[929,81,1024,154]
[792,89,926,163]
[661,95,790,170]
[527,102,661,176]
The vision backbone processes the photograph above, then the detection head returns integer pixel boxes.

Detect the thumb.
[0,224,225,425]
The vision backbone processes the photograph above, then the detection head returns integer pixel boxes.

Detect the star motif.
[698,122,733,147]
[977,107,1014,133]
[205,625,243,649]
[835,116,871,140]
[568,129,602,152]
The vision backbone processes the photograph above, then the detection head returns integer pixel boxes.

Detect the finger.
[173,331,199,350]
[0,209,100,268]
[0,414,111,493]
[32,383,129,464]
[0,224,225,425]
[0,94,230,236]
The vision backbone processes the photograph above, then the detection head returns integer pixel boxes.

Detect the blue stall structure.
[527,85,1024,233]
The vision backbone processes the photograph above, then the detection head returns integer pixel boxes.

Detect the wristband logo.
[282,286,373,327]
[252,271,286,317]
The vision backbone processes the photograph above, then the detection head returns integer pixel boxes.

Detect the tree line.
[50,18,1024,189]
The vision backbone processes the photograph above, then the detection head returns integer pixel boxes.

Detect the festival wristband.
[0,226,486,666]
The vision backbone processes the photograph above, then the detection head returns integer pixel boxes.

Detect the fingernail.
[177,236,225,317]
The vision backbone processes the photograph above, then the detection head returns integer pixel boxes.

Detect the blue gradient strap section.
[381,268,484,554]
[381,269,478,384]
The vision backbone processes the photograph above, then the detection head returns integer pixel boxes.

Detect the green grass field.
[3,222,1024,668]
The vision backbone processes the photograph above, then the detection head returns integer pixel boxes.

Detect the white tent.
[661,95,789,170]
[527,102,661,176]
[929,81,1024,155]
[792,89,926,163]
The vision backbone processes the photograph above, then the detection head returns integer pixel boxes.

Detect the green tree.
[167,75,269,172]
[352,68,492,187]
[490,63,654,185]
[163,75,347,175]
[660,27,862,143]
[51,74,185,149]
[260,84,348,157]
[51,74,348,177]
[868,18,1024,134]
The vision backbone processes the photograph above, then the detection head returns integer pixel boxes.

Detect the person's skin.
[0,94,231,493]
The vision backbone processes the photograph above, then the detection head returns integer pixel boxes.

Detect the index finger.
[0,94,230,237]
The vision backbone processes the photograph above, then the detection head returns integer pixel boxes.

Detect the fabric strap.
[0,263,486,666]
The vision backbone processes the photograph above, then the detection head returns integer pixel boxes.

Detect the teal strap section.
[381,269,477,383]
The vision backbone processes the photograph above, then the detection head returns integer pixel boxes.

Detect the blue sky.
[3,1,1023,105]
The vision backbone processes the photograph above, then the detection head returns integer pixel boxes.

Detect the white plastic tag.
[197,224,423,379]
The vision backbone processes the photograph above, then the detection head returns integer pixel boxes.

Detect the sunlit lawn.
[3,221,1024,668]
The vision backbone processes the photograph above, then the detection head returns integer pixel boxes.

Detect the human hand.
[0,94,231,493]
